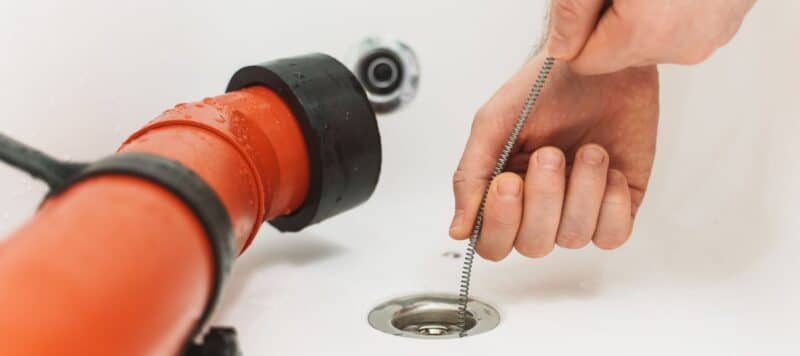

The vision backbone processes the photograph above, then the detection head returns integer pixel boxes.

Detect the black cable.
[0,132,86,191]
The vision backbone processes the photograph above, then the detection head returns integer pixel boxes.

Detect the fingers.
[546,0,609,60]
[476,173,524,261]
[459,144,635,261]
[593,169,633,249]
[450,164,486,241]
[568,6,641,75]
[556,144,609,249]
[450,105,518,240]
[515,147,566,258]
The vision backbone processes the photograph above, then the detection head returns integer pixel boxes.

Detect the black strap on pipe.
[0,132,240,356]
[0,132,87,192]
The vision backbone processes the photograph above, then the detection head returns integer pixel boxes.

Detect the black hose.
[0,132,85,191]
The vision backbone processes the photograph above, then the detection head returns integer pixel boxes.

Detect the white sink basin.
[1,1,798,355]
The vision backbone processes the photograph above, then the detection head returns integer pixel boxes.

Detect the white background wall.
[1,1,799,355]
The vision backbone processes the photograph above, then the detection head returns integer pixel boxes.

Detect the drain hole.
[368,293,499,339]
[392,308,477,336]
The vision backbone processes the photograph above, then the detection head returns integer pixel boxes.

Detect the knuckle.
[549,0,584,54]
[717,21,743,46]
[473,102,512,136]
[485,254,504,262]
[548,28,571,55]
[554,0,582,23]
[528,174,564,199]
[578,143,609,158]
[477,246,504,262]
[515,239,553,258]
[677,45,716,65]
[696,47,716,63]
[557,231,590,249]
[581,142,606,152]
[473,105,493,125]
[540,145,564,156]
[470,105,498,135]
[452,167,467,186]
[627,25,660,63]
[603,180,630,206]
[613,11,640,41]
[529,147,566,180]
[539,188,565,202]
[710,14,742,47]
[549,25,569,46]
[530,146,564,168]
[594,233,629,250]
[603,195,630,207]
[485,207,519,227]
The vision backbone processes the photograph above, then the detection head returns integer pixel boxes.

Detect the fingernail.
[497,177,522,198]
[450,210,464,231]
[536,149,563,169]
[581,146,605,165]
[608,169,625,184]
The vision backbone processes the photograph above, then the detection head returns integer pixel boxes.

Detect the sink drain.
[368,293,499,339]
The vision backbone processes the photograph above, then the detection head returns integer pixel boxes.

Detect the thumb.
[569,5,640,75]
[546,0,609,60]
[450,110,504,240]
[450,57,551,240]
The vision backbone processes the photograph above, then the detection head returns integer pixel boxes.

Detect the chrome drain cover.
[368,293,500,339]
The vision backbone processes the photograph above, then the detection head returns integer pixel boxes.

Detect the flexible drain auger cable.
[456,57,556,336]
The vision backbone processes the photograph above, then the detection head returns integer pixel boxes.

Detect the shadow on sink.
[212,232,345,315]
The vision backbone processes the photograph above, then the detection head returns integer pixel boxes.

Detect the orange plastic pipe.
[0,86,309,355]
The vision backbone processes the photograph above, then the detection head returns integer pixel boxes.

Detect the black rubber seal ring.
[226,53,381,232]
[47,152,235,353]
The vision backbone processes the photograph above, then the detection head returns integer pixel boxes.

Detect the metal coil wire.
[456,56,556,336]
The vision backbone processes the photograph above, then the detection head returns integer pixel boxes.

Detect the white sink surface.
[1,1,799,355]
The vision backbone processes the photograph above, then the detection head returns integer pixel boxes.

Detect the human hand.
[547,0,756,74]
[450,53,658,260]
